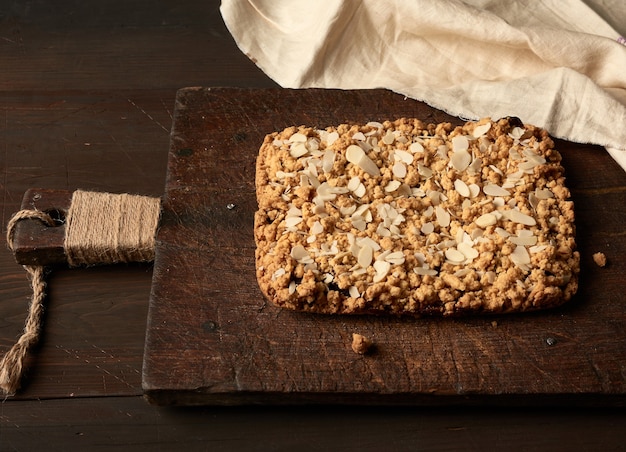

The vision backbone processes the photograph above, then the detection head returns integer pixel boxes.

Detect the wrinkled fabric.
[221,0,626,171]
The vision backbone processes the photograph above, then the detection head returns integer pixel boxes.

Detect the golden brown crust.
[254,117,580,316]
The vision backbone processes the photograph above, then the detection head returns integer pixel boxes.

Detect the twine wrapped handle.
[2,190,161,395]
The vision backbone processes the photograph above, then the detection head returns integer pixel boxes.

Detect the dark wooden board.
[142,87,626,406]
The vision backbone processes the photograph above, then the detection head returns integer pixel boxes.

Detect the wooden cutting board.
[142,87,626,406]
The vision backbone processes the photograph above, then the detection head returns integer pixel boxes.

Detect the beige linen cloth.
[220,0,626,171]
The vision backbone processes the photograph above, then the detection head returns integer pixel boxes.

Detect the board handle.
[8,189,72,266]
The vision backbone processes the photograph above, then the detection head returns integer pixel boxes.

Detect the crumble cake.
[254,117,579,316]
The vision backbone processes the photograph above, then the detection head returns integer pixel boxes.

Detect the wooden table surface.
[1,1,625,450]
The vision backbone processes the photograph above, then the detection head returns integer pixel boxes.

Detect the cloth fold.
[221,0,626,171]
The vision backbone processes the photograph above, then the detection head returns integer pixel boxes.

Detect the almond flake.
[357,237,381,251]
[468,183,480,198]
[472,122,491,138]
[495,227,510,238]
[458,242,479,261]
[325,131,339,146]
[535,188,554,199]
[509,235,538,246]
[346,144,380,176]
[395,150,414,164]
[475,213,497,228]
[385,251,405,265]
[352,132,366,141]
[373,260,391,282]
[347,176,361,192]
[285,216,303,228]
[349,286,360,298]
[289,133,308,143]
[382,130,395,145]
[421,222,434,234]
[409,142,424,153]
[509,209,536,226]
[510,245,531,268]
[528,192,539,210]
[289,281,297,294]
[435,206,451,228]
[450,150,471,171]
[290,245,309,261]
[290,142,309,158]
[483,184,510,197]
[357,244,374,268]
[418,164,433,179]
[451,135,469,153]
[272,268,286,280]
[392,161,407,178]
[414,266,438,276]
[385,180,402,192]
[454,179,471,198]
[445,248,465,263]
[322,150,335,173]
[352,217,367,231]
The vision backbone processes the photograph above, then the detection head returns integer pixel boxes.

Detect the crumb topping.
[255,117,580,316]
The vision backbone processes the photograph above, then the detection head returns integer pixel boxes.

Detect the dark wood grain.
[2,0,625,449]
[143,87,626,406]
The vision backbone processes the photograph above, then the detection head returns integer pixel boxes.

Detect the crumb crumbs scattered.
[592,252,607,267]
[351,333,373,354]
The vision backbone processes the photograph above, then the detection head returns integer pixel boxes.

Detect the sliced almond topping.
[357,244,374,268]
[535,188,554,199]
[445,248,465,263]
[385,180,402,192]
[325,131,339,146]
[392,161,407,178]
[421,222,434,234]
[373,260,391,282]
[322,150,335,173]
[382,130,395,145]
[510,245,531,269]
[451,135,469,153]
[346,145,380,176]
[483,184,510,197]
[454,179,471,198]
[272,268,286,280]
[409,142,424,153]
[285,216,303,228]
[509,209,536,226]
[289,132,308,143]
[418,164,433,179]
[352,132,366,141]
[414,266,438,276]
[457,242,479,261]
[347,176,361,192]
[435,206,451,228]
[468,183,480,198]
[495,227,510,238]
[529,244,548,254]
[395,150,414,164]
[450,150,471,171]
[472,122,492,138]
[349,286,360,298]
[509,235,538,246]
[475,213,497,228]
[290,142,309,158]
[385,251,405,265]
[357,237,381,251]
[352,217,367,231]
[290,245,309,261]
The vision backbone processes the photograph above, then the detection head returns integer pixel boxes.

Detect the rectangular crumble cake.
[254,117,580,316]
